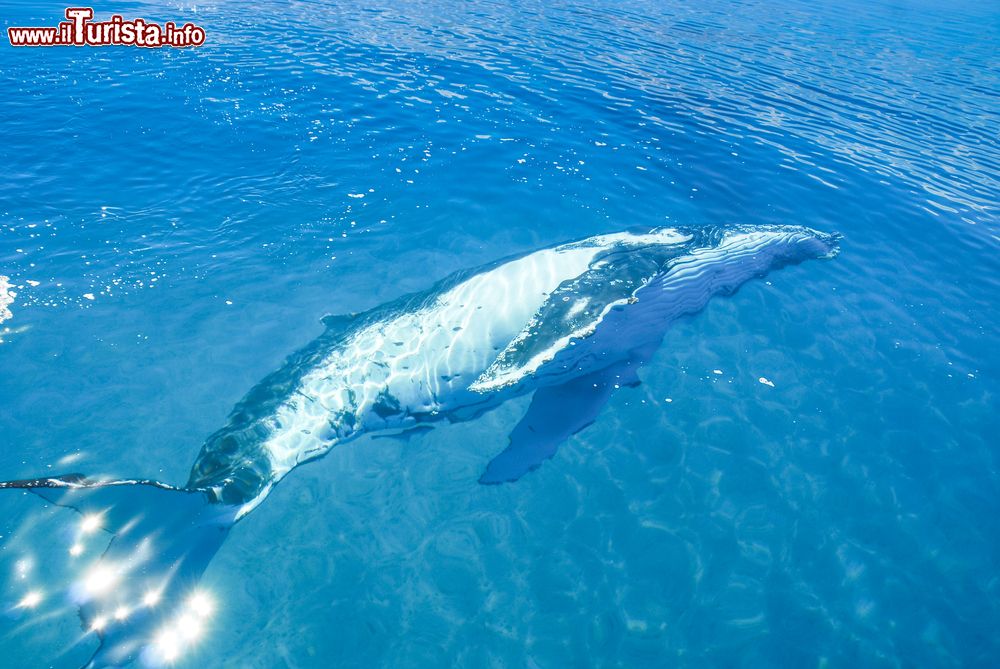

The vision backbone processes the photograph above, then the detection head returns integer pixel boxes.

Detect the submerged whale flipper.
[480,363,640,484]
[0,475,237,668]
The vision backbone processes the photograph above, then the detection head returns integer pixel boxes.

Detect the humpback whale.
[0,224,839,667]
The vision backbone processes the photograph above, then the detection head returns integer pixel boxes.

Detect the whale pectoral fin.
[480,365,637,484]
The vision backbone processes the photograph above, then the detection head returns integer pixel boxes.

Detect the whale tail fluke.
[0,474,237,668]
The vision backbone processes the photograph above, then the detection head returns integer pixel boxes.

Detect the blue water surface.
[1,0,998,667]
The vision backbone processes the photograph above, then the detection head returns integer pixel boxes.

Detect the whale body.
[0,224,838,667]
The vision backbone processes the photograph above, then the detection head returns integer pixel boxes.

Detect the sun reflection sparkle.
[187,591,214,617]
[83,564,121,597]
[16,590,43,609]
[146,590,217,665]
[14,558,32,579]
[80,514,103,534]
[143,589,163,607]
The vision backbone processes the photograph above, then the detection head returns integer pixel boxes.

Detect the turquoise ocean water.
[1,0,998,666]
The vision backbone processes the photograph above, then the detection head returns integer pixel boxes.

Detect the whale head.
[568,224,840,282]
[471,224,840,392]
[708,223,840,265]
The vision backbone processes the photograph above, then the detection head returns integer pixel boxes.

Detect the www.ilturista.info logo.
[7,7,206,47]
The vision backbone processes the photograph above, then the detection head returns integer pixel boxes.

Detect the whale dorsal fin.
[479,362,641,484]
[321,312,359,331]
